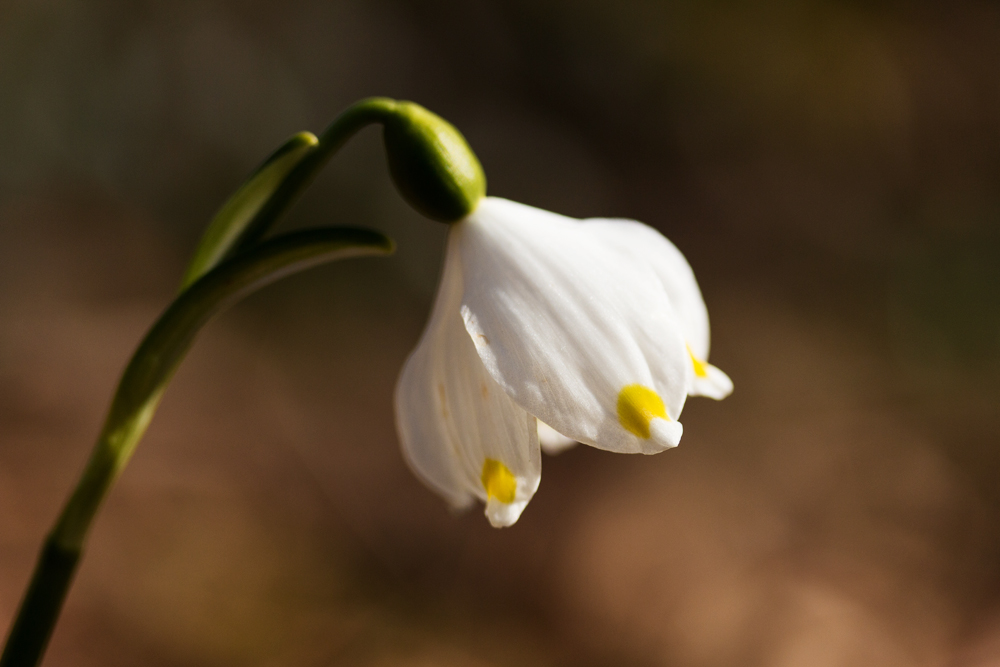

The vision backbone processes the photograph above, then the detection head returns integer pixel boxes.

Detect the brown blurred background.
[2,1,1000,665]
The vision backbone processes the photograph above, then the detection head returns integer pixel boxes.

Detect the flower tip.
[485,497,527,528]
[691,364,734,400]
[382,101,486,223]
[646,418,683,453]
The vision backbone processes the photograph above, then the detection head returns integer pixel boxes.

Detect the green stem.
[179,131,320,290]
[192,97,399,277]
[0,541,79,667]
[0,228,393,667]
[1,97,400,667]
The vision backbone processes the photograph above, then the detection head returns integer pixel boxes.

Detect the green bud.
[381,101,486,223]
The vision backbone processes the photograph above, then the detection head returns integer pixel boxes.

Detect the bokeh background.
[2,1,1000,665]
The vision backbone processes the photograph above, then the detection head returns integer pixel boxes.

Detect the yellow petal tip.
[617,384,668,439]
[687,343,709,379]
[481,458,516,504]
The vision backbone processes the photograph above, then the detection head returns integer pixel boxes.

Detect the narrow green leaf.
[180,132,320,289]
[125,226,392,421]
[216,98,403,262]
[54,227,394,550]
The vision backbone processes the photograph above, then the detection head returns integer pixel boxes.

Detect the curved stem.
[0,228,393,667]
[222,97,399,263]
[180,131,320,290]
[182,97,398,291]
[1,96,401,667]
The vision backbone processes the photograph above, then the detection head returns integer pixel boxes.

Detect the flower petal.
[457,197,690,455]
[689,359,734,400]
[582,219,708,354]
[394,240,470,510]
[583,218,733,400]
[394,229,541,527]
[537,420,577,455]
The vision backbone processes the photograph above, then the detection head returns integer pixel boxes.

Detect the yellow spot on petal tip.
[481,458,516,504]
[687,343,709,379]
[617,384,668,439]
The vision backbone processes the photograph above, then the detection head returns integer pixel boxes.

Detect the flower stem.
[0,97,398,667]
[0,228,393,667]
[0,540,79,667]
[211,97,399,263]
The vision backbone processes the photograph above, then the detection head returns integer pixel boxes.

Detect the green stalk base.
[0,539,80,667]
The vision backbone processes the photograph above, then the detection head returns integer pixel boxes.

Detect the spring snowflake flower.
[394,196,732,527]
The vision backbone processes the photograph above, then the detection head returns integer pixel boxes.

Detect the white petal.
[457,197,691,455]
[691,361,734,400]
[584,218,733,399]
[394,230,541,527]
[582,218,710,358]
[537,420,578,455]
[394,236,470,510]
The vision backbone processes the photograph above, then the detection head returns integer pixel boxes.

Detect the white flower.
[394,197,732,527]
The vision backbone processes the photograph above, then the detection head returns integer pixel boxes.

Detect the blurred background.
[2,0,1000,665]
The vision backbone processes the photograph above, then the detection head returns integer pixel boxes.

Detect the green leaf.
[180,132,320,290]
[54,227,394,550]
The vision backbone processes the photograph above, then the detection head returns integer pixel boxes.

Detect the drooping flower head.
[386,102,732,527]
